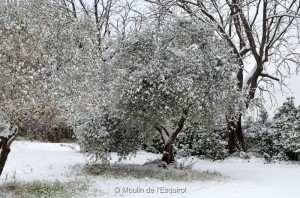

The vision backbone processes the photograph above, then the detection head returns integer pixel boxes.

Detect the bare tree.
[146,0,300,153]
[59,0,145,55]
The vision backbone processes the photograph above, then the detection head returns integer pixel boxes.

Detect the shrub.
[85,163,224,181]
[143,122,229,160]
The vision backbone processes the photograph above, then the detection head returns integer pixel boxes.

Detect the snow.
[1,141,84,182]
[0,128,10,138]
[2,141,300,198]
[243,64,257,90]
[0,123,10,138]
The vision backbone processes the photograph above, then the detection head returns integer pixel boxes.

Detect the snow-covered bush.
[243,108,285,161]
[76,114,146,162]
[271,97,300,160]
[177,123,229,160]
[195,129,228,160]
[76,116,110,162]
[175,123,203,157]
[244,99,300,161]
[11,103,74,142]
[144,121,229,160]
[142,133,164,154]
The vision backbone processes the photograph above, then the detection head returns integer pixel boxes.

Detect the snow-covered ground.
[1,141,300,198]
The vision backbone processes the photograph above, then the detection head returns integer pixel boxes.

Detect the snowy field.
[1,141,300,198]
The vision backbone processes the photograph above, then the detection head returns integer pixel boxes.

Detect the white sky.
[269,76,300,112]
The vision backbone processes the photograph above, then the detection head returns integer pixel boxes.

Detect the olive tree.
[0,0,86,175]
[108,17,243,164]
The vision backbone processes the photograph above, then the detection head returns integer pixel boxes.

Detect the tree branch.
[260,73,280,81]
[169,107,189,143]
[154,125,169,144]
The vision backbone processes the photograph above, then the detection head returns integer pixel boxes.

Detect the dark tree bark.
[0,127,19,176]
[155,108,189,165]
[162,142,174,165]
[228,114,245,154]
[0,138,11,176]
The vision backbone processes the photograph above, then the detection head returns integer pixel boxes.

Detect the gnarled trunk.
[0,126,19,176]
[155,108,189,165]
[162,142,174,165]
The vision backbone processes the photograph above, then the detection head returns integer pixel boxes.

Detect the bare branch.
[78,0,89,15]
[260,73,280,81]
[250,0,262,29]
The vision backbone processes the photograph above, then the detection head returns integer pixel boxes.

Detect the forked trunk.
[156,108,189,166]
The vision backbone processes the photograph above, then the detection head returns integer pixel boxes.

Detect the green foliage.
[78,16,240,162]
[0,180,88,198]
[272,97,300,160]
[85,163,224,181]
[244,98,300,161]
[176,122,229,160]
[144,121,229,160]
[77,115,145,162]
[76,117,111,162]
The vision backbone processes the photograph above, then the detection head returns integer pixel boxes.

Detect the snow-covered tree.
[49,1,148,162]
[104,17,243,165]
[0,0,90,175]
[0,0,54,175]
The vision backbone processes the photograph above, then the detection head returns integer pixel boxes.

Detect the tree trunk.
[156,108,189,165]
[0,126,19,176]
[0,138,11,176]
[228,120,236,154]
[228,114,245,154]
[162,142,174,165]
